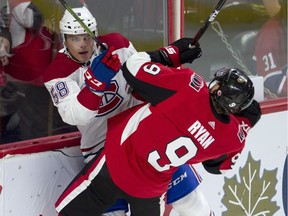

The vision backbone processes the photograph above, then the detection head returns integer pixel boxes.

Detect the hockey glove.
[84,46,121,94]
[159,38,202,67]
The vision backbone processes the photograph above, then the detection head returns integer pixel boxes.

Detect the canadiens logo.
[97,80,124,116]
[189,73,204,92]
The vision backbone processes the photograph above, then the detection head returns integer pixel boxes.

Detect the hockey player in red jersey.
[254,0,287,98]
[55,38,261,215]
[45,6,213,216]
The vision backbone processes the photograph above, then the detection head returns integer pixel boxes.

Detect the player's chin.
[77,55,90,64]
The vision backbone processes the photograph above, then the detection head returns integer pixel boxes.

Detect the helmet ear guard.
[210,68,255,114]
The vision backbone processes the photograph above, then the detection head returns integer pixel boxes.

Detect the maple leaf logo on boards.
[221,152,280,216]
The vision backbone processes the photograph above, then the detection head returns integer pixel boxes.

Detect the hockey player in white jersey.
[44,6,212,216]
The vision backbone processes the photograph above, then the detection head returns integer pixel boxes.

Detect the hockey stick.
[191,0,227,45]
[57,0,107,50]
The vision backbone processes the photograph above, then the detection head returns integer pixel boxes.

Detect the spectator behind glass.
[0,26,15,139]
[0,1,76,143]
[254,0,287,98]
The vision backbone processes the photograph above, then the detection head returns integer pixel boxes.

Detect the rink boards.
[0,98,287,216]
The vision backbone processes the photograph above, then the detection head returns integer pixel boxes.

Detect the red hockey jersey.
[105,52,252,198]
[254,17,287,97]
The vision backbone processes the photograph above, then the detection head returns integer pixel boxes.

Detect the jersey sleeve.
[234,100,262,127]
[44,77,102,126]
[99,33,137,65]
[44,54,102,126]
[122,52,186,105]
[202,155,227,174]
[202,101,260,175]
[202,150,243,174]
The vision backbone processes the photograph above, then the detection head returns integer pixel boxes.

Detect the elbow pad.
[147,50,171,65]
[202,155,227,174]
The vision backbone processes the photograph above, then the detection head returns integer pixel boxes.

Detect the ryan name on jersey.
[187,120,215,149]
[187,119,250,151]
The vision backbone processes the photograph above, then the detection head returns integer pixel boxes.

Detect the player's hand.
[84,46,121,94]
[159,38,202,67]
[172,38,202,64]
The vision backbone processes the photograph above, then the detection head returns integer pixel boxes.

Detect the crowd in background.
[0,0,77,144]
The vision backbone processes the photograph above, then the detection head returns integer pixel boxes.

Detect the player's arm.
[202,101,261,175]
[234,100,262,127]
[202,151,242,175]
[202,155,227,174]
[44,47,121,125]
[122,51,176,105]
[122,38,202,105]
[148,38,202,67]
[45,75,101,125]
[11,2,42,31]
[99,32,138,64]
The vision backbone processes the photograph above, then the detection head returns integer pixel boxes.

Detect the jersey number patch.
[143,64,161,75]
[263,52,276,72]
[148,137,198,172]
[50,81,69,104]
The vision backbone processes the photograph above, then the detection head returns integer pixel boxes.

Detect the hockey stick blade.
[58,0,107,50]
[191,0,227,45]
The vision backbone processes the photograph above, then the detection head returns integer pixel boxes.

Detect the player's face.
[262,0,281,17]
[65,34,94,63]
[0,36,10,66]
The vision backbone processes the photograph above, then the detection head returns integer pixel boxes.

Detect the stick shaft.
[191,0,227,45]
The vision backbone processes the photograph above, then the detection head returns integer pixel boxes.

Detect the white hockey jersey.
[44,33,142,157]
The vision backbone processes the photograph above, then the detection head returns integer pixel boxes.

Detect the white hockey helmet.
[59,6,97,36]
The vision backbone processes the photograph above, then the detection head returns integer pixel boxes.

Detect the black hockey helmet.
[209,68,255,114]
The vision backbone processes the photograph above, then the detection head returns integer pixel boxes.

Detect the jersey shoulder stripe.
[43,52,81,82]
[99,33,130,50]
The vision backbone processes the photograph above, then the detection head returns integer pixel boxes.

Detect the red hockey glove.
[159,38,202,67]
[84,46,121,94]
